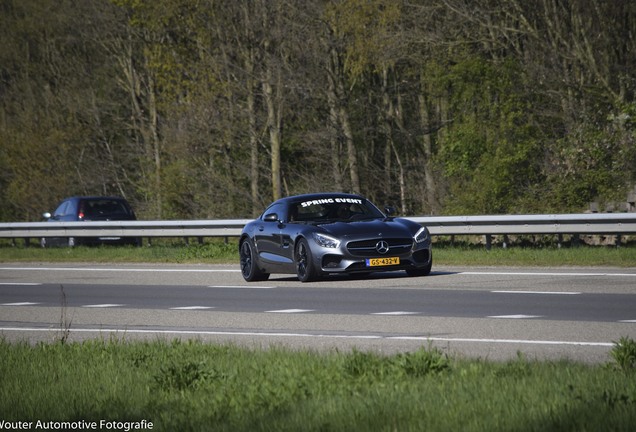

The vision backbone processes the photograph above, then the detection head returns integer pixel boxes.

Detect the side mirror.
[264,213,279,222]
[384,206,396,216]
[42,212,52,219]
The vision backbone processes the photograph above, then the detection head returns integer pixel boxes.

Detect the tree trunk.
[326,60,343,191]
[329,45,360,194]
[262,71,282,201]
[418,93,439,213]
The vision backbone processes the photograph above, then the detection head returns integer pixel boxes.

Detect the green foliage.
[343,347,449,380]
[1,0,635,220]
[437,57,546,214]
[155,359,215,391]
[544,116,636,210]
[173,242,238,262]
[610,337,636,372]
[2,339,636,431]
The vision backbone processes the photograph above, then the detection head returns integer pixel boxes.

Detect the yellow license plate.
[366,257,400,267]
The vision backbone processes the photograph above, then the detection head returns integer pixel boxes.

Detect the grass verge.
[1,238,636,267]
[1,338,635,431]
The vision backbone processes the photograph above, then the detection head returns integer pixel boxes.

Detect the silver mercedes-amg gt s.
[239,193,432,282]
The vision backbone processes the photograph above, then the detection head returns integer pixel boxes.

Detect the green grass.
[1,338,635,431]
[0,239,239,264]
[1,238,635,267]
[434,244,636,267]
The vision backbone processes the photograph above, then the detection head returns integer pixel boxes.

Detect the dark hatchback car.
[41,196,139,247]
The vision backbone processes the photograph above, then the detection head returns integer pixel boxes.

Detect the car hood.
[317,218,415,239]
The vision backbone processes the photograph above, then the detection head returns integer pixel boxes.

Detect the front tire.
[406,259,432,277]
[240,240,269,282]
[295,238,319,282]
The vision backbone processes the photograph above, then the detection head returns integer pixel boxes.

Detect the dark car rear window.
[81,199,132,217]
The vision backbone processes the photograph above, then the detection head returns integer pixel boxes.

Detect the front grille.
[346,238,413,257]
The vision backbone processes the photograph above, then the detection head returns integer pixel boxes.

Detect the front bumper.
[316,241,432,274]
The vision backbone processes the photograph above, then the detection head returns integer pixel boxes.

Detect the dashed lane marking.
[492,290,581,295]
[1,302,40,306]
[81,304,125,308]
[372,311,419,315]
[266,309,315,313]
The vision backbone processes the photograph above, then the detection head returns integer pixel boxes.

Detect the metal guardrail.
[0,219,252,240]
[408,213,636,236]
[1,213,635,244]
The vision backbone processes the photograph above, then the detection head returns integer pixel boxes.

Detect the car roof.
[63,196,129,201]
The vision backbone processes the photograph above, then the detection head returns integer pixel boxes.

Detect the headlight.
[414,227,430,243]
[313,232,340,248]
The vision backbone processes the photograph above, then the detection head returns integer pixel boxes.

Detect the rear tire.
[240,240,269,282]
[295,238,319,282]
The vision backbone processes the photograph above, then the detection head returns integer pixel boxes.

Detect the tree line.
[1,0,634,221]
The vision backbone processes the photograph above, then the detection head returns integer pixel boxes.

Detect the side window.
[53,201,70,217]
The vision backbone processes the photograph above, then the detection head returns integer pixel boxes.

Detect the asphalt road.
[1,263,635,363]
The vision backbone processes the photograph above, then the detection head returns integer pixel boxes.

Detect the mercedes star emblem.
[375,240,389,254]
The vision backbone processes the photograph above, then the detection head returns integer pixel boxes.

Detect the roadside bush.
[610,337,636,372]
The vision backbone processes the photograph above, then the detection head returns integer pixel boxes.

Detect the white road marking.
[266,309,314,313]
[0,267,240,273]
[0,283,42,286]
[461,271,636,277]
[1,302,40,306]
[170,306,214,310]
[82,304,125,308]
[1,267,635,277]
[392,336,614,347]
[488,314,542,319]
[492,290,581,295]
[372,311,419,316]
[0,326,615,347]
[618,320,636,323]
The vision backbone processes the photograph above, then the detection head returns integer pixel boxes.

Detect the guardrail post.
[485,234,492,250]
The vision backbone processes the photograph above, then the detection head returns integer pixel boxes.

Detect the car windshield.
[289,197,384,223]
